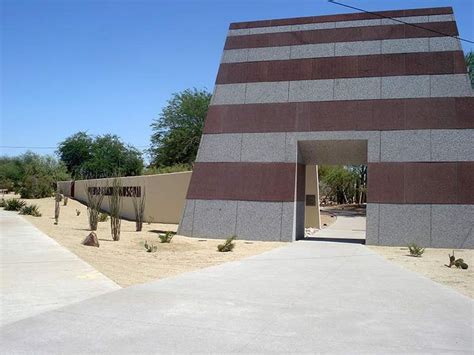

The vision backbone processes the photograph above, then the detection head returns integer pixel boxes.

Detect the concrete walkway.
[1,240,472,353]
[309,208,366,241]
[0,210,120,326]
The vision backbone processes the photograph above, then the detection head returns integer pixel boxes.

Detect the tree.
[466,50,473,89]
[318,165,367,205]
[56,132,92,178]
[57,132,144,178]
[149,88,211,168]
[0,152,70,198]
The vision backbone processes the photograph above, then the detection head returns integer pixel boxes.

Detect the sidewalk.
[0,210,120,326]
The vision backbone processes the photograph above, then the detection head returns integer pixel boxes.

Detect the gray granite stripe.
[228,15,454,36]
[211,74,472,105]
[221,37,461,63]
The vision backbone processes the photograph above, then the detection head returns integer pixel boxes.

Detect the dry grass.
[369,246,473,298]
[19,197,286,287]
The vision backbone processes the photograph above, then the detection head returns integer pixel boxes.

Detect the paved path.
[309,208,366,241]
[1,240,472,353]
[0,210,120,326]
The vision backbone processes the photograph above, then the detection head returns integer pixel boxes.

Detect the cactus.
[446,251,469,270]
[54,192,61,224]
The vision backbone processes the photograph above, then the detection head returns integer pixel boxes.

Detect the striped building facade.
[178,7,474,248]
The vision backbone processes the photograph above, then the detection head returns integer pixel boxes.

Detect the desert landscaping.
[8,195,285,287]
[369,245,473,298]
[2,194,471,297]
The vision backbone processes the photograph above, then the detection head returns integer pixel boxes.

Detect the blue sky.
[1,0,473,160]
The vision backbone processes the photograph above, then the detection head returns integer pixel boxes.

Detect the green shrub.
[19,204,42,217]
[144,240,157,253]
[217,235,236,252]
[159,231,175,243]
[408,243,425,257]
[98,212,109,222]
[3,198,26,211]
[0,199,5,208]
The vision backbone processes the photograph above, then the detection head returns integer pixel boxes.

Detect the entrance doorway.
[298,140,367,243]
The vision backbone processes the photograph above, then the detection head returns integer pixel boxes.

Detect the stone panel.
[221,49,248,63]
[334,77,381,100]
[236,201,282,241]
[247,46,291,62]
[281,201,295,242]
[211,84,246,105]
[196,134,242,162]
[335,19,381,28]
[380,130,431,162]
[430,74,472,98]
[378,204,431,246]
[381,38,429,54]
[289,79,334,102]
[335,40,380,56]
[245,82,289,104]
[291,43,334,59]
[431,129,474,161]
[431,205,474,248]
[192,200,237,238]
[177,200,195,236]
[381,75,430,99]
[428,14,454,22]
[240,133,286,162]
[365,203,379,245]
[249,25,292,35]
[429,37,461,52]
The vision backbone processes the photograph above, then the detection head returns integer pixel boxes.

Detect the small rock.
[82,232,99,247]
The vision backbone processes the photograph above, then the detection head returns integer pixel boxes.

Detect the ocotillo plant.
[85,181,105,231]
[109,177,123,241]
[132,187,146,232]
[54,191,61,224]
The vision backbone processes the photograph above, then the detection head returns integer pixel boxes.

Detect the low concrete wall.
[58,172,192,224]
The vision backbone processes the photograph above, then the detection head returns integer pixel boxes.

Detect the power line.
[1,145,149,149]
[328,0,474,45]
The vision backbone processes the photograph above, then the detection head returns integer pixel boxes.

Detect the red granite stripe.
[229,7,453,29]
[187,162,304,202]
[368,162,474,204]
[215,51,466,84]
[203,98,474,134]
[224,22,458,49]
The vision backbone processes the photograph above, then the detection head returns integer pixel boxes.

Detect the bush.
[19,204,42,217]
[408,243,425,257]
[0,199,5,208]
[159,231,175,243]
[217,235,236,252]
[98,212,109,222]
[3,198,26,211]
[144,240,157,253]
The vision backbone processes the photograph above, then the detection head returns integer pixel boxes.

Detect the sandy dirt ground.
[320,211,336,227]
[11,197,285,287]
[369,246,473,299]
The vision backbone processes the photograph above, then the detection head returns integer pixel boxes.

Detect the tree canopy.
[0,152,70,198]
[319,165,367,205]
[57,132,144,179]
[149,88,211,168]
